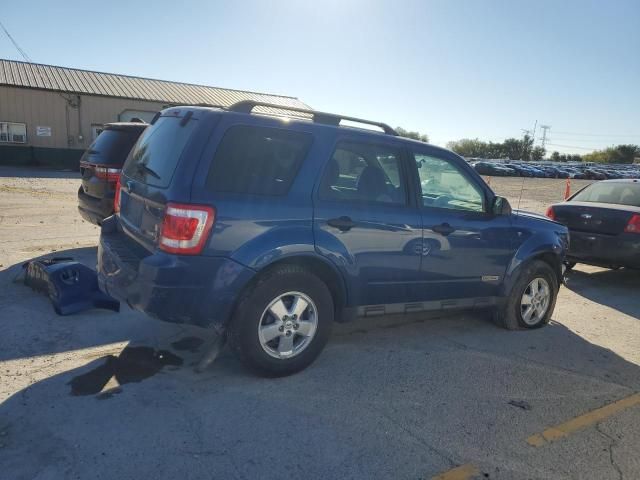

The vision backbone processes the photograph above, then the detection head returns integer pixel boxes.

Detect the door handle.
[327,216,355,231]
[432,223,455,236]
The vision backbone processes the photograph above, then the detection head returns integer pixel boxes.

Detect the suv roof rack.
[228,100,398,136]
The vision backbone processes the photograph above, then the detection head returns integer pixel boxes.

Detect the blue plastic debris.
[24,258,120,315]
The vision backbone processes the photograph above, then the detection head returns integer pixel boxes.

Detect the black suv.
[78,122,147,225]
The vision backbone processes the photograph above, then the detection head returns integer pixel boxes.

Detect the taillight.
[95,166,121,182]
[545,206,556,221]
[159,203,215,255]
[624,214,640,234]
[114,175,122,213]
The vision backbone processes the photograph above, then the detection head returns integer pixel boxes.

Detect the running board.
[357,297,498,317]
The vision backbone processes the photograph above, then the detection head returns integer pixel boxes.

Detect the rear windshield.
[572,182,640,207]
[82,128,143,166]
[123,116,197,188]
[206,125,312,196]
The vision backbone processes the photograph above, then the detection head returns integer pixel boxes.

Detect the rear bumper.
[77,186,113,225]
[97,217,256,329]
[567,230,640,268]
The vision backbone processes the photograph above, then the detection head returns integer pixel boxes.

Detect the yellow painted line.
[527,392,640,447]
[432,463,479,480]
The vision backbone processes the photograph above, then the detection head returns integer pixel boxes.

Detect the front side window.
[206,126,312,196]
[414,153,484,212]
[319,141,406,205]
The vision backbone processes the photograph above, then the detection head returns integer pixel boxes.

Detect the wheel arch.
[235,253,350,323]
[502,246,564,298]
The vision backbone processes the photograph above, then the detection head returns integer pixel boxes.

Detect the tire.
[227,265,333,377]
[494,260,558,330]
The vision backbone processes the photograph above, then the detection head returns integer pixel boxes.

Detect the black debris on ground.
[69,347,183,396]
[508,400,532,411]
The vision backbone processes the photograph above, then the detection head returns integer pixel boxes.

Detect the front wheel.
[227,265,333,377]
[494,260,559,330]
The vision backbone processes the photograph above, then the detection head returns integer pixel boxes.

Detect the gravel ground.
[0,167,638,480]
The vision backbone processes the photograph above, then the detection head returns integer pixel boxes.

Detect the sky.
[1,0,639,154]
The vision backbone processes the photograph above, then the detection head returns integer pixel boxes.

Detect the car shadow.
[1,310,639,480]
[566,266,640,320]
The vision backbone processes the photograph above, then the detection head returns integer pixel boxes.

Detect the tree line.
[581,145,640,164]
[445,136,546,161]
[396,127,639,164]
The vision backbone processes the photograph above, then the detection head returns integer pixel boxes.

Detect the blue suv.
[98,102,569,376]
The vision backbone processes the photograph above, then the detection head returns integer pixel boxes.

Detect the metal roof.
[0,58,310,110]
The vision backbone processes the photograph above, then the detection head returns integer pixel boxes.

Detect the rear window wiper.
[136,162,161,180]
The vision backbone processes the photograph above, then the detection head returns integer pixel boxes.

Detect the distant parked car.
[527,166,546,178]
[78,121,147,225]
[584,169,607,180]
[547,179,640,270]
[472,162,513,176]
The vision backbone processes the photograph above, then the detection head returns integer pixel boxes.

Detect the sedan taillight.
[545,206,556,221]
[159,203,215,255]
[624,214,640,234]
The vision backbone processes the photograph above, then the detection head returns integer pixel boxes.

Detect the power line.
[550,136,633,144]
[552,130,640,138]
[545,142,598,151]
[0,19,32,62]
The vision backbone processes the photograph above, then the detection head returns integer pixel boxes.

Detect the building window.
[91,124,104,140]
[0,122,27,143]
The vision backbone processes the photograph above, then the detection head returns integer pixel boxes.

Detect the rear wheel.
[494,260,558,330]
[227,265,333,377]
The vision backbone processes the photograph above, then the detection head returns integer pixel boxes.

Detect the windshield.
[123,116,197,188]
[572,182,640,207]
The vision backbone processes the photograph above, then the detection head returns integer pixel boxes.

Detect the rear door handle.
[327,216,355,231]
[432,223,455,236]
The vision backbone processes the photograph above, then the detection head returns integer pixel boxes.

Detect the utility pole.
[532,120,537,145]
[539,125,551,149]
[520,129,532,161]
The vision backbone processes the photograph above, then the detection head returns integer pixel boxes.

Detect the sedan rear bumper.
[567,230,640,268]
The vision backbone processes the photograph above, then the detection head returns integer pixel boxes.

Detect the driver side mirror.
[492,196,512,216]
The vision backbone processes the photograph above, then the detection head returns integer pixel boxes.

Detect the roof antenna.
[515,175,525,218]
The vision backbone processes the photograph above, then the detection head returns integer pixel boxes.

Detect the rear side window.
[82,128,143,166]
[123,116,197,188]
[206,126,312,196]
[319,141,407,205]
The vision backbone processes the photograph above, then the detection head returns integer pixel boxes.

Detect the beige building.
[0,59,310,168]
